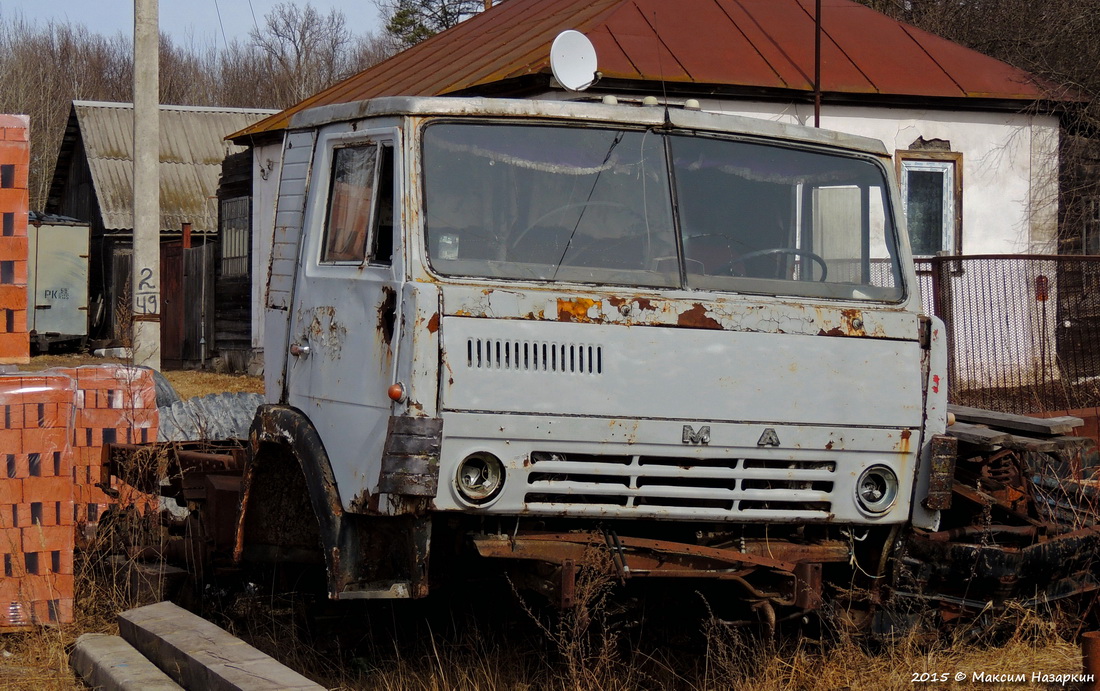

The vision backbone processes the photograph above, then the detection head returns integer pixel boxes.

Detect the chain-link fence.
[915,255,1100,414]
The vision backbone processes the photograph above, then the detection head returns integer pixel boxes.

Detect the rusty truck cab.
[240,97,947,616]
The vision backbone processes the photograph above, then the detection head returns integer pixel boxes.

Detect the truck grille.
[467,338,602,374]
[524,451,834,516]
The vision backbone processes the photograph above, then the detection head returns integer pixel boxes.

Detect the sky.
[1,0,384,46]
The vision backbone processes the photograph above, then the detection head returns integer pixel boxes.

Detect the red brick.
[9,309,25,333]
[6,211,25,238]
[0,285,24,310]
[3,454,27,478]
[0,333,28,364]
[0,401,24,429]
[21,524,71,552]
[20,428,69,454]
[0,237,25,262]
[21,477,72,505]
[32,597,73,625]
[12,260,25,286]
[0,526,21,554]
[0,428,20,450]
[54,547,73,575]
[0,188,27,212]
[76,407,126,430]
[15,574,74,603]
[0,479,21,505]
[17,373,73,397]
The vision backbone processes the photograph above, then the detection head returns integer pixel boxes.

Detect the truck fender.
[234,404,348,596]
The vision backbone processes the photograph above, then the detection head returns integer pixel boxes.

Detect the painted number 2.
[135,267,159,314]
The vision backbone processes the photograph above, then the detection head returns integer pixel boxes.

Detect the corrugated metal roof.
[52,102,276,232]
[233,0,1063,141]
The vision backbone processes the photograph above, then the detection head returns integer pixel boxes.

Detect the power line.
[212,0,229,50]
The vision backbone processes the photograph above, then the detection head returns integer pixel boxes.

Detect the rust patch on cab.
[557,297,598,323]
[427,313,440,333]
[677,304,721,329]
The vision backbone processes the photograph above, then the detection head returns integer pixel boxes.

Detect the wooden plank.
[945,421,1011,448]
[949,404,1083,436]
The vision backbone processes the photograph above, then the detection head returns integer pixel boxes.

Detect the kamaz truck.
[229,95,953,621]
[111,95,1098,627]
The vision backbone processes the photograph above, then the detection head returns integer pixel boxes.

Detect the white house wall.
[695,99,1061,390]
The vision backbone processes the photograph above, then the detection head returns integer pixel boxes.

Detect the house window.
[220,196,250,277]
[0,165,12,188]
[898,153,962,256]
[321,141,394,265]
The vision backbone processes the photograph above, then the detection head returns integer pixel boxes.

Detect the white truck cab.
[238,96,948,614]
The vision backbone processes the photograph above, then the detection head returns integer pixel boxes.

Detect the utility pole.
[132,0,160,369]
[814,0,822,127]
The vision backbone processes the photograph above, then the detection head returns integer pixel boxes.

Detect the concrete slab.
[70,633,184,691]
[118,600,324,691]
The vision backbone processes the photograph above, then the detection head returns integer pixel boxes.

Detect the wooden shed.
[45,101,274,367]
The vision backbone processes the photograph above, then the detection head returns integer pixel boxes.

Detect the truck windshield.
[423,122,903,301]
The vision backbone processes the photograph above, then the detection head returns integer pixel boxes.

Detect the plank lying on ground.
[71,633,183,691]
[118,600,323,691]
[948,405,1083,436]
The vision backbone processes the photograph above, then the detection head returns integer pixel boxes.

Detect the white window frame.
[897,151,962,257]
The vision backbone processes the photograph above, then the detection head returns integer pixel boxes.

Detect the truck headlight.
[456,452,505,504]
[856,465,898,514]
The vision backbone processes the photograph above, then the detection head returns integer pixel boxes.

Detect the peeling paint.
[304,306,347,358]
[677,303,721,329]
[557,297,599,323]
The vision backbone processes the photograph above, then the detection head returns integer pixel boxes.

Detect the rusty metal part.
[923,434,957,510]
[474,531,799,572]
[1082,631,1100,691]
[238,405,434,600]
[561,558,575,609]
[722,539,849,564]
[923,524,1038,543]
[901,525,1100,607]
[473,530,824,608]
[238,405,346,596]
[104,441,246,500]
[378,416,443,497]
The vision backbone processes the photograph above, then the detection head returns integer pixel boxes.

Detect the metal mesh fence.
[915,255,1100,414]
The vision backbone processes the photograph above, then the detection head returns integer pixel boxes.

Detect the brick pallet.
[0,365,159,630]
[0,114,29,365]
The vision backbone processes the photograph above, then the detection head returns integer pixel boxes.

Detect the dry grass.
[220,577,1088,691]
[17,353,263,401]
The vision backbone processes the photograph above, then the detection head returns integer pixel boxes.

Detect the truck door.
[284,128,402,509]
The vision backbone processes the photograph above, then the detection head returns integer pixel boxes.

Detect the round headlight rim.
[454,451,506,505]
[855,464,899,515]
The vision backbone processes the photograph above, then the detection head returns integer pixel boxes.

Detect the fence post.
[930,255,956,400]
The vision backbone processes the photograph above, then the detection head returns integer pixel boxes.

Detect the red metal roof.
[232,0,1058,140]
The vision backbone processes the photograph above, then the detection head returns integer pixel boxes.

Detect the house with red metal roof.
[227,0,1072,370]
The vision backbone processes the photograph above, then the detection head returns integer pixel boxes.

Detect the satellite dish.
[550,30,598,92]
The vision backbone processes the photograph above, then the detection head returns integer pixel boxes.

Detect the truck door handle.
[290,343,311,358]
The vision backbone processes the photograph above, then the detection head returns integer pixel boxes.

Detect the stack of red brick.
[0,114,29,365]
[57,366,159,521]
[0,372,75,628]
[0,365,158,630]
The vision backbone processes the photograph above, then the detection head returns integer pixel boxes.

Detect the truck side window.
[321,141,395,265]
[370,145,395,265]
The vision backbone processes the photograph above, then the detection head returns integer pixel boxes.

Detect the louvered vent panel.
[466,338,602,374]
